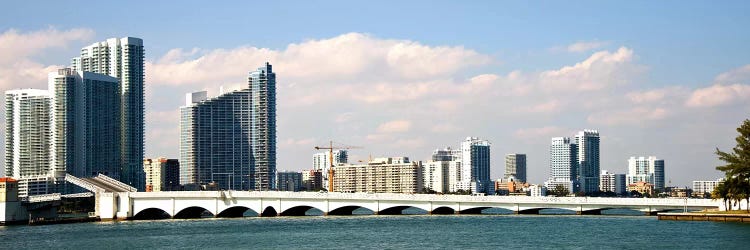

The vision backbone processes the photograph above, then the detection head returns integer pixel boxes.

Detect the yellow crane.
[314,141,361,192]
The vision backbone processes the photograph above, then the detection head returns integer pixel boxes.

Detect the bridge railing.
[127,191,720,208]
[24,193,62,203]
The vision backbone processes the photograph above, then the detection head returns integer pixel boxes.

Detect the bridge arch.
[217,206,258,218]
[280,206,324,216]
[261,206,278,217]
[328,206,375,216]
[132,208,171,220]
[174,206,214,219]
[431,206,456,215]
[379,206,428,215]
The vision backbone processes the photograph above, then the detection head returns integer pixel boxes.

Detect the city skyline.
[1,2,749,186]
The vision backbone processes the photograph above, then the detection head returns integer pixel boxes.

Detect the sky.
[1,1,748,186]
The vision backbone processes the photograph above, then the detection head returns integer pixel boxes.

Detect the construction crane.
[314,141,361,192]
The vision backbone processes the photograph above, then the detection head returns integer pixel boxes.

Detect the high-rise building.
[431,147,460,161]
[49,68,121,189]
[332,157,422,194]
[180,89,253,190]
[460,137,491,194]
[248,63,276,190]
[545,137,578,194]
[313,149,347,190]
[626,156,665,190]
[143,158,180,192]
[71,37,145,190]
[575,130,600,195]
[422,161,449,193]
[5,89,53,197]
[600,170,626,194]
[276,171,302,192]
[504,154,527,183]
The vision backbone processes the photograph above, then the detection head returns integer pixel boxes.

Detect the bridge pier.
[644,211,659,216]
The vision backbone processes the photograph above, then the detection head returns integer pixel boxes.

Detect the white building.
[693,179,723,197]
[49,68,121,190]
[180,89,253,190]
[460,137,492,194]
[545,137,578,194]
[626,156,665,190]
[423,161,449,193]
[600,170,626,194]
[72,37,145,190]
[313,149,348,191]
[4,89,53,197]
[528,184,547,197]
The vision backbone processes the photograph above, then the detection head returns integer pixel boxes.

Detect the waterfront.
[1,214,748,249]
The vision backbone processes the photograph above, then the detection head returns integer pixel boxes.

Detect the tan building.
[143,158,180,192]
[301,169,323,191]
[332,157,422,194]
[0,177,19,202]
[627,181,654,196]
[495,177,529,195]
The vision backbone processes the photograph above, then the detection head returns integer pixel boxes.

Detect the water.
[1,215,748,249]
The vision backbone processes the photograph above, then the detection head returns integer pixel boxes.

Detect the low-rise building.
[627,181,654,196]
[527,184,547,197]
[494,176,529,195]
[692,179,723,198]
[301,169,322,191]
[332,157,422,194]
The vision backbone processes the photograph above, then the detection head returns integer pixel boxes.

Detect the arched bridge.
[96,191,721,220]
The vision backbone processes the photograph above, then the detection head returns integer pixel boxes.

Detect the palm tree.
[715,119,750,211]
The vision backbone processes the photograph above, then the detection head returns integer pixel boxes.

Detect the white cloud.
[0,28,94,90]
[626,86,688,104]
[685,84,750,108]
[376,120,412,133]
[566,41,609,53]
[714,64,750,84]
[540,47,640,91]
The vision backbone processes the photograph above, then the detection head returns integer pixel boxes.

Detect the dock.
[658,212,750,223]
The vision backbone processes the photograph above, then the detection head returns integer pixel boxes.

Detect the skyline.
[1,2,749,186]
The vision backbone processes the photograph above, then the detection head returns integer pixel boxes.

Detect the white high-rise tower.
[71,37,145,190]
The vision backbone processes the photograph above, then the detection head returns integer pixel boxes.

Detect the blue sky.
[1,1,749,186]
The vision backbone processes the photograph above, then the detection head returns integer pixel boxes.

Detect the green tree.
[715,119,750,211]
[548,184,569,197]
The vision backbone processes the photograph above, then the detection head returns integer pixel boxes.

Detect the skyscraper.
[626,156,665,190]
[504,154,527,183]
[4,89,52,196]
[249,63,276,190]
[545,137,578,194]
[48,68,121,186]
[575,130,600,195]
[460,137,491,194]
[71,37,145,190]
[180,89,253,190]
